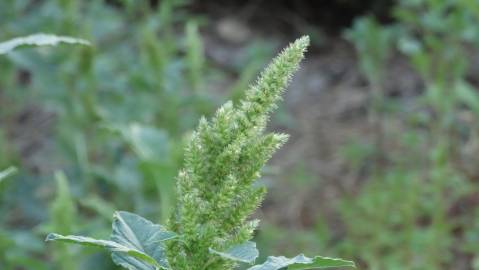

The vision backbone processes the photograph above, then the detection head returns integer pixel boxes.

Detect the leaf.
[0,33,90,54]
[46,233,129,251]
[0,167,17,183]
[121,124,170,162]
[248,254,356,270]
[209,241,259,264]
[287,256,356,269]
[50,171,77,235]
[45,233,162,268]
[47,211,176,270]
[456,81,479,117]
[110,211,176,270]
[79,195,116,221]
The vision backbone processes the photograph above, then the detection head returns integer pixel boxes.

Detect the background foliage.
[1,0,479,269]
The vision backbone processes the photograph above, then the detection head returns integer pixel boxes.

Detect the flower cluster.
[166,36,310,270]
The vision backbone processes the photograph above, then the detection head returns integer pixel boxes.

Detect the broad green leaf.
[47,211,176,270]
[209,241,259,264]
[0,33,90,54]
[45,233,162,268]
[248,254,355,270]
[111,211,176,270]
[0,167,17,183]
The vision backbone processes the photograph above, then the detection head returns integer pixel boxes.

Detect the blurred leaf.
[50,171,77,234]
[248,254,355,270]
[456,81,479,117]
[80,195,116,221]
[0,166,17,183]
[0,33,90,54]
[398,36,422,55]
[45,171,79,269]
[209,241,259,264]
[185,20,204,91]
[122,124,170,162]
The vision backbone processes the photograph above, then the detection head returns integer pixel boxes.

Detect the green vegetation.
[331,1,479,269]
[1,0,479,269]
[0,1,219,268]
[46,36,355,270]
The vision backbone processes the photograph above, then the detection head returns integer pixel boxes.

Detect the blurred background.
[1,0,479,269]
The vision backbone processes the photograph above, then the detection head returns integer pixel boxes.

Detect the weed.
[46,36,355,270]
